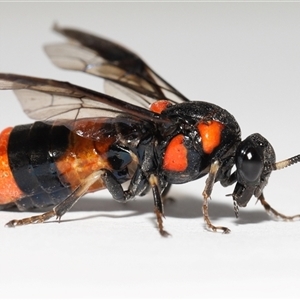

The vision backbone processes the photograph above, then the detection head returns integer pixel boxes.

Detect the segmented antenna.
[273,154,300,170]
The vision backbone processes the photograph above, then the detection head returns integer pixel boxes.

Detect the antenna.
[272,154,300,171]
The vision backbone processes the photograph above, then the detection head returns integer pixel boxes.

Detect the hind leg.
[259,193,300,221]
[6,170,105,227]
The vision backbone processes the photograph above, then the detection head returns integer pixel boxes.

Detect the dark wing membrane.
[44,25,189,107]
[0,74,169,137]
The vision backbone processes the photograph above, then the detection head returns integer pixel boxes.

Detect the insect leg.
[99,169,170,235]
[100,167,149,201]
[5,210,56,227]
[161,183,172,198]
[149,174,170,237]
[161,183,174,205]
[102,168,170,235]
[258,193,300,221]
[202,161,231,233]
[100,169,129,201]
[5,170,104,227]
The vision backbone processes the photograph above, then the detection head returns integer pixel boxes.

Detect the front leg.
[202,161,231,234]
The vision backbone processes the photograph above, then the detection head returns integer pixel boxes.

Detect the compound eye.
[237,146,263,183]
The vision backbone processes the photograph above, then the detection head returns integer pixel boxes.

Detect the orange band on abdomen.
[0,127,24,204]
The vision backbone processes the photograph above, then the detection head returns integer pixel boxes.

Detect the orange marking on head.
[198,121,224,154]
[0,127,24,204]
[163,134,188,172]
[150,100,172,114]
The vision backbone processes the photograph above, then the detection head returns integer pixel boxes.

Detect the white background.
[1,2,300,299]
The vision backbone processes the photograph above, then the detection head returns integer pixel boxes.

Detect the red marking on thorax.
[163,134,188,172]
[0,127,24,204]
[150,100,172,114]
[198,120,224,154]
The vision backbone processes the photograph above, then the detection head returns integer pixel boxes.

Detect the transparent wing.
[0,74,168,125]
[44,25,190,108]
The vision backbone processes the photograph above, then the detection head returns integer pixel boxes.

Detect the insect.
[0,25,300,235]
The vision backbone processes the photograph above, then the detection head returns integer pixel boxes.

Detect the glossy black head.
[233,133,276,207]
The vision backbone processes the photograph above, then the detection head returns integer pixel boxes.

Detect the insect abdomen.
[0,122,72,210]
